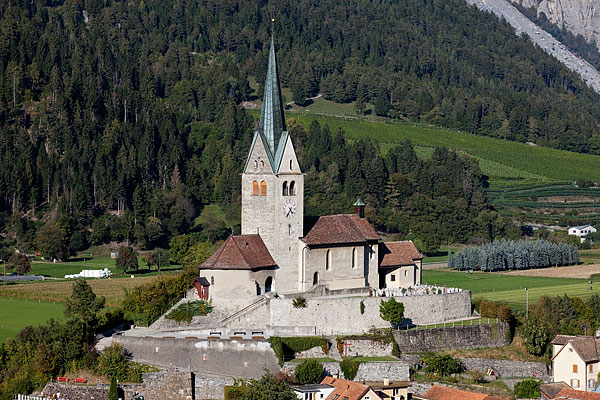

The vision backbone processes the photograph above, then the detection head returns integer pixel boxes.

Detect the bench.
[74,378,87,384]
[56,377,69,383]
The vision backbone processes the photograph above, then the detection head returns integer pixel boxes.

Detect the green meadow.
[423,269,599,310]
[0,297,64,343]
[288,113,600,184]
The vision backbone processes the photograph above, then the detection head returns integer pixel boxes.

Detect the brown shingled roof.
[552,335,577,346]
[424,385,507,400]
[302,214,380,246]
[553,388,600,399]
[321,377,371,400]
[553,336,600,363]
[540,382,571,399]
[379,241,423,267]
[199,235,276,270]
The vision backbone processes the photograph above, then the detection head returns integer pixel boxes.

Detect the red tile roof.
[424,385,507,400]
[302,214,380,246]
[552,388,600,399]
[379,241,423,267]
[321,376,370,400]
[199,235,276,270]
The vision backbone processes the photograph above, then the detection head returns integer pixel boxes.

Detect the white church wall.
[302,245,369,290]
[202,269,275,314]
[267,291,472,335]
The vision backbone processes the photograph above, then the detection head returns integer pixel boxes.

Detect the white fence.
[14,395,54,400]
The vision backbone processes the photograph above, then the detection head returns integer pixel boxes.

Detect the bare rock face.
[514,0,600,48]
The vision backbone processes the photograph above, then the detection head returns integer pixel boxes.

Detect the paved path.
[466,0,600,93]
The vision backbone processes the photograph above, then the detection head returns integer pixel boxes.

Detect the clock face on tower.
[283,199,296,219]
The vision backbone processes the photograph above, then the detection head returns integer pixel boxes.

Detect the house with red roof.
[422,385,507,400]
[198,34,424,310]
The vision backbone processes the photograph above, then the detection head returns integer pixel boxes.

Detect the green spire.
[259,35,286,155]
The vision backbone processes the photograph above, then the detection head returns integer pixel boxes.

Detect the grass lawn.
[0,297,64,343]
[30,255,181,279]
[423,269,600,310]
[422,269,581,293]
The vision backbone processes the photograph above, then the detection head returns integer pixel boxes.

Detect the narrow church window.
[290,159,293,170]
[313,272,319,285]
[254,160,258,169]
[261,160,265,169]
[352,248,357,268]
[288,224,291,236]
[211,276,215,286]
[282,181,288,196]
[289,181,296,196]
[260,180,267,196]
[265,277,272,293]
[252,180,259,195]
[405,270,408,277]
[326,250,331,270]
[256,282,261,296]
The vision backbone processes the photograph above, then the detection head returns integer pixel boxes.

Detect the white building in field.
[568,225,597,243]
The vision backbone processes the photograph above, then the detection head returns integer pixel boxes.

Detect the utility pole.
[525,288,528,320]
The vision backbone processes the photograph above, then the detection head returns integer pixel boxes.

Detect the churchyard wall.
[263,291,471,335]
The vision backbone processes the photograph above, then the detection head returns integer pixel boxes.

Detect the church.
[199,37,423,308]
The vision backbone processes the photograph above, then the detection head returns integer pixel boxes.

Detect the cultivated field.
[0,297,64,343]
[0,276,159,307]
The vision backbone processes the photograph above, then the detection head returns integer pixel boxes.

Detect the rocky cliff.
[515,0,600,47]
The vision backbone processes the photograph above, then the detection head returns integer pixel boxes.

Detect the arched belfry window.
[326,250,331,271]
[261,160,265,169]
[254,160,258,169]
[260,180,267,196]
[289,181,296,196]
[282,181,288,196]
[252,180,259,195]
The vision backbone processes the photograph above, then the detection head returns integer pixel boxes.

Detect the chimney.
[354,197,365,218]
[333,374,339,379]
[383,378,390,386]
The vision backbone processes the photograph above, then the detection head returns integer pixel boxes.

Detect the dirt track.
[499,264,600,279]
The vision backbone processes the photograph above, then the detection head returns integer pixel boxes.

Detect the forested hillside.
[0,0,597,251]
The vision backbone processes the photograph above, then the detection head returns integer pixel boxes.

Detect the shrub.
[9,253,30,274]
[97,343,130,381]
[293,297,307,308]
[165,300,213,323]
[340,359,360,380]
[420,352,464,376]
[295,359,324,384]
[379,298,405,327]
[514,378,540,398]
[360,300,365,315]
[108,376,118,400]
[268,337,329,366]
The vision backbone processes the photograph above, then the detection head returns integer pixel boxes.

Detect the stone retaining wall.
[115,335,279,379]
[283,361,410,381]
[400,354,550,380]
[393,323,510,352]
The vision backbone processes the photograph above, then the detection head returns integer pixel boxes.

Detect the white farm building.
[568,225,597,243]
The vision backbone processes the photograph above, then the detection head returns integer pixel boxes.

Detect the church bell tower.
[241,32,304,294]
